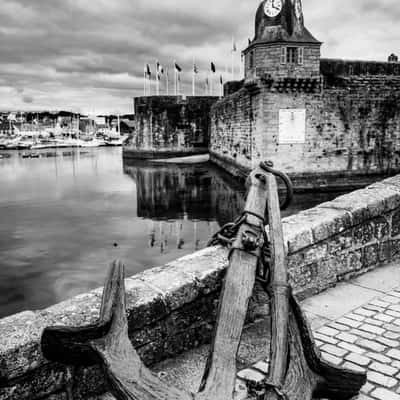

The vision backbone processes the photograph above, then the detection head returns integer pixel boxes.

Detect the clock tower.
[244,0,321,82]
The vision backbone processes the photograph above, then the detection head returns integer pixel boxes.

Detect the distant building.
[0,121,13,135]
[388,53,399,63]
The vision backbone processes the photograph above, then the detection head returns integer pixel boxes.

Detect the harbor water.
[0,148,346,318]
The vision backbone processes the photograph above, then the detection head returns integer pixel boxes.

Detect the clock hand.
[271,0,280,10]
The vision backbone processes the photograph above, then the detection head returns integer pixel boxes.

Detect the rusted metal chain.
[208,161,293,285]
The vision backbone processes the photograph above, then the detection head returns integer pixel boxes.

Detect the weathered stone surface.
[0,311,47,381]
[0,363,69,400]
[164,246,229,293]
[282,215,313,253]
[71,365,107,400]
[125,96,218,157]
[124,277,169,330]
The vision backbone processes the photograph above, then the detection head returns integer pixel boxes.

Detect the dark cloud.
[0,0,397,113]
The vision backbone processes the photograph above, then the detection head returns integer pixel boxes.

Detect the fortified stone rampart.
[2,174,400,399]
[209,0,400,188]
[321,58,400,77]
[210,60,400,187]
[123,96,218,160]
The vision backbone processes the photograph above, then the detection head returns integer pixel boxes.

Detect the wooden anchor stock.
[41,166,367,400]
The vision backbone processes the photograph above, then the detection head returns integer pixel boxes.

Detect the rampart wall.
[210,59,400,188]
[123,96,218,160]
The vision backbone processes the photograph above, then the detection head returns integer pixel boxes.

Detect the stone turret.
[244,0,321,81]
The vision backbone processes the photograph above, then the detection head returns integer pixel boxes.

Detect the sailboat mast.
[117,114,121,136]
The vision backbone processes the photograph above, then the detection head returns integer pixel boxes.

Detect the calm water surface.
[0,148,345,318]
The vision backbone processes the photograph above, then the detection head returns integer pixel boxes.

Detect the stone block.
[137,264,202,311]
[164,246,228,295]
[392,209,400,237]
[129,320,167,348]
[124,278,169,330]
[318,189,389,226]
[353,222,376,246]
[282,215,313,254]
[379,240,392,262]
[71,365,107,400]
[327,231,353,254]
[0,364,69,400]
[162,322,213,361]
[0,311,47,381]
[0,290,102,382]
[362,244,379,269]
[302,243,329,264]
[391,239,400,259]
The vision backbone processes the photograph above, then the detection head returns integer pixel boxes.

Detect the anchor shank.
[197,168,270,400]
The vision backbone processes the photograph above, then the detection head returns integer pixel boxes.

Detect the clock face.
[264,0,283,18]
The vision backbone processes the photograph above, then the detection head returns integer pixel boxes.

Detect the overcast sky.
[0,0,398,114]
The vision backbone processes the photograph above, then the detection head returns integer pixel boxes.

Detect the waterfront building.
[126,0,400,191]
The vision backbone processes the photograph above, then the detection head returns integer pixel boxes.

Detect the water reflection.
[124,163,245,224]
[0,149,347,318]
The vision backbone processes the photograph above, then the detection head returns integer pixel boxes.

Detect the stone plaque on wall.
[278,109,306,144]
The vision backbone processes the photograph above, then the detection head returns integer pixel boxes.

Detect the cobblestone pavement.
[235,263,400,400]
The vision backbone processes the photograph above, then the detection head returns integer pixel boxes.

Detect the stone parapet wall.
[3,175,400,399]
[321,58,400,77]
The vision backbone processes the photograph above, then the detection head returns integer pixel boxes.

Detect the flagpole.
[210,73,213,96]
[173,61,177,96]
[240,53,243,79]
[143,65,145,96]
[166,69,169,95]
[146,64,151,96]
[231,36,235,80]
[155,61,159,96]
[192,57,195,96]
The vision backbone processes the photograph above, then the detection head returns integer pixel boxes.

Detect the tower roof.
[247,0,321,50]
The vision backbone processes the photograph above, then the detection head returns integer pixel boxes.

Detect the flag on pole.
[156,61,164,80]
[192,60,198,96]
[211,62,216,73]
[174,61,182,95]
[175,62,182,72]
[220,75,223,85]
[165,68,169,95]
[143,64,147,96]
[155,61,162,95]
[146,64,151,78]
[232,38,237,52]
